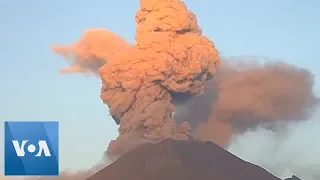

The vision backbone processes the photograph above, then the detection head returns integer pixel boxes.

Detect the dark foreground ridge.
[87,139,283,180]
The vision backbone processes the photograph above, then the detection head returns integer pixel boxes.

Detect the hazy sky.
[0,0,319,173]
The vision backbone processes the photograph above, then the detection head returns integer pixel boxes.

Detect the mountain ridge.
[86,139,283,180]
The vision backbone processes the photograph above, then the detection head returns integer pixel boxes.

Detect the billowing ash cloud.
[175,58,318,146]
[49,0,319,179]
[52,0,219,157]
[52,29,129,74]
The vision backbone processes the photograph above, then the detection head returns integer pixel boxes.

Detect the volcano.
[86,139,285,180]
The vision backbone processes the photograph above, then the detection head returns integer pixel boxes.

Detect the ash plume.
[174,58,318,146]
[52,29,130,74]
[49,0,319,179]
[52,0,219,157]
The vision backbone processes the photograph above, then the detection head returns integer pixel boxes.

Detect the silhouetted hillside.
[86,139,282,180]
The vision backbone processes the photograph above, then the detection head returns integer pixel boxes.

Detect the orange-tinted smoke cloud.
[174,58,318,146]
[52,0,220,157]
[52,29,129,74]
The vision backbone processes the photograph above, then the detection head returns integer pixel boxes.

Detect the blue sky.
[0,0,319,172]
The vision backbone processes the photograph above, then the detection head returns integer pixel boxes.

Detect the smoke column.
[52,0,219,157]
[50,0,319,179]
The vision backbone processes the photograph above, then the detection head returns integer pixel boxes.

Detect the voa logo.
[5,121,59,176]
[12,140,51,157]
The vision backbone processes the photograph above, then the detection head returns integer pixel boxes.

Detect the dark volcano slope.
[87,139,281,180]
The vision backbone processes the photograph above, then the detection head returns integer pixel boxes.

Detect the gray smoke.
[228,105,320,180]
